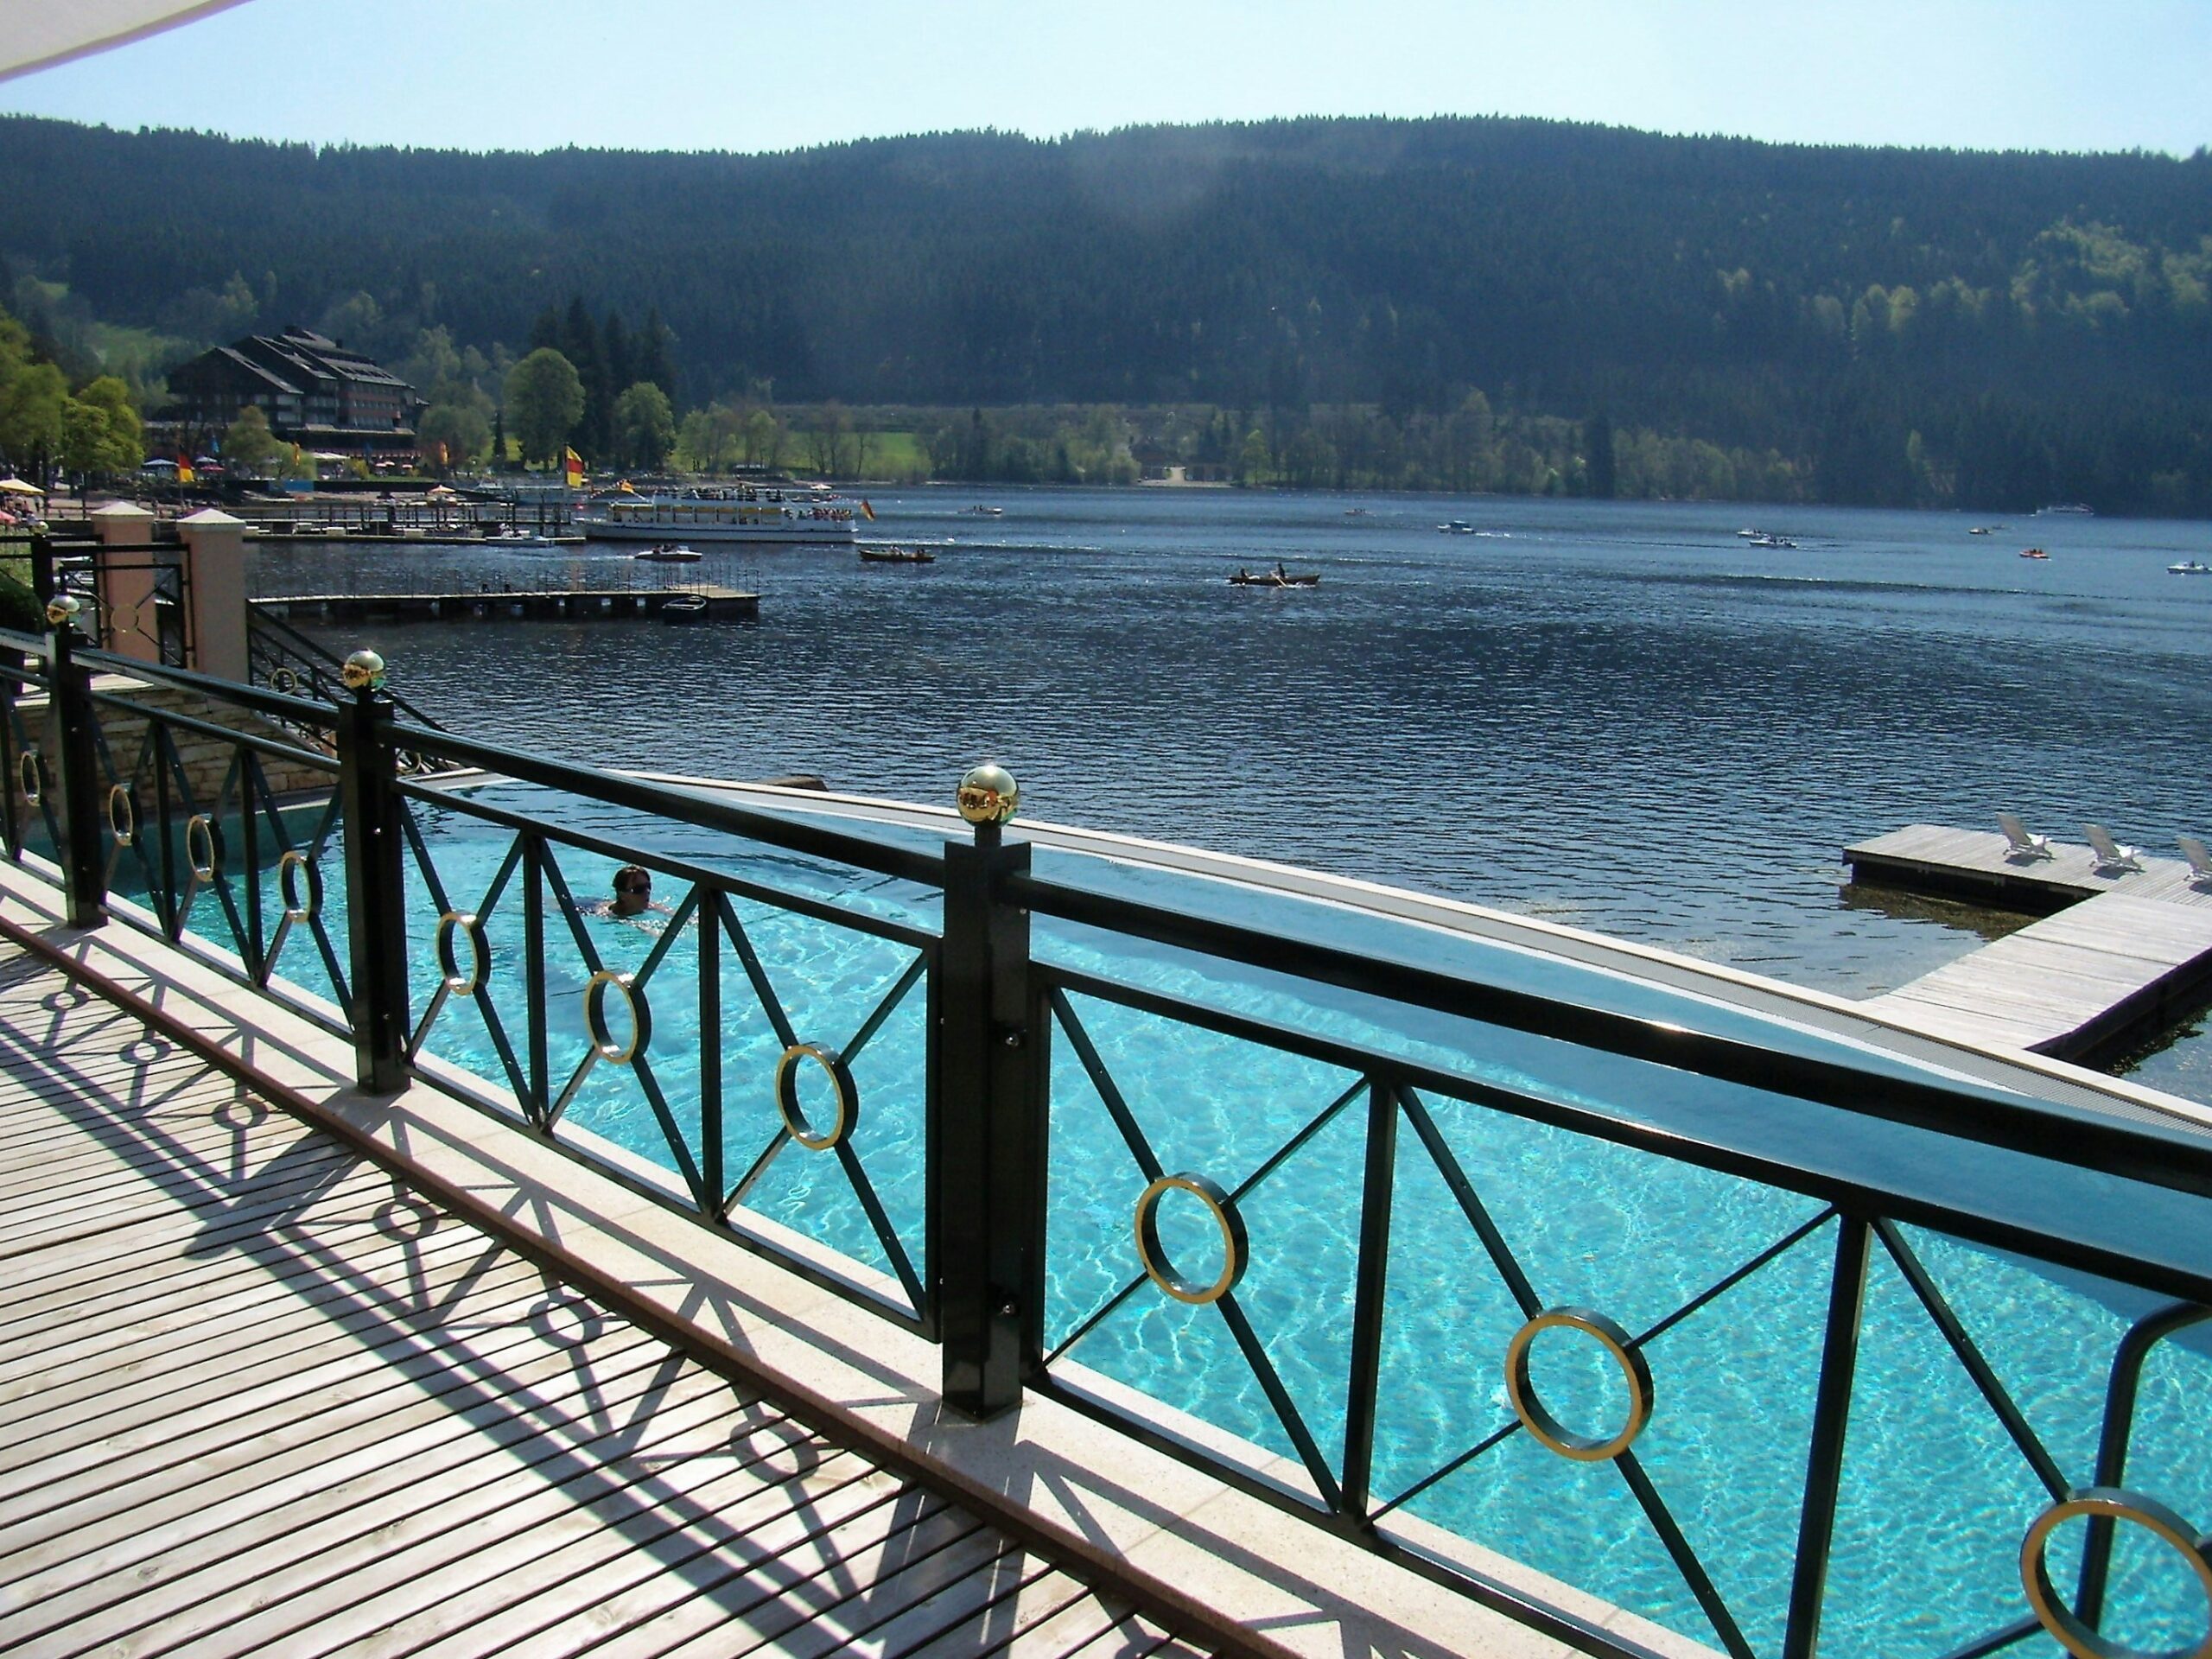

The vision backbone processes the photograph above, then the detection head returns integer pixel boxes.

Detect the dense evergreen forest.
[2,113,2209,512]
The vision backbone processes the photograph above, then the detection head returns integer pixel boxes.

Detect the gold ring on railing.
[106,784,135,847]
[184,814,221,881]
[18,749,41,804]
[2022,1487,2212,1659]
[276,849,319,923]
[435,911,486,995]
[1503,1307,1654,1462]
[583,969,646,1065]
[1134,1173,1248,1306]
[774,1043,856,1151]
[270,666,301,695]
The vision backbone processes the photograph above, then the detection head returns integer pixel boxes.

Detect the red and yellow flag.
[860,499,875,522]
[563,447,585,486]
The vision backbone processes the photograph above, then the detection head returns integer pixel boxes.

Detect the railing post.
[335,648,410,1094]
[940,763,1042,1419]
[1782,1212,1872,1659]
[42,595,105,929]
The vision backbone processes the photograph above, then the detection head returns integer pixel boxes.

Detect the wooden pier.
[251,586,760,625]
[1846,824,2212,1059]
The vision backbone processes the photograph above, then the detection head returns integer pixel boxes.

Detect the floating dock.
[250,588,760,625]
[1846,824,2212,1060]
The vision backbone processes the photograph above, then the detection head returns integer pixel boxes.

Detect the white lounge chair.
[2179,835,2212,888]
[1997,812,2053,861]
[2084,823,2143,874]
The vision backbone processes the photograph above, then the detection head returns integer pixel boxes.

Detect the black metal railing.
[31,533,192,668]
[0,613,2207,1659]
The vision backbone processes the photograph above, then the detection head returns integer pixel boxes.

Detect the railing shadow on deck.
[0,611,2209,1659]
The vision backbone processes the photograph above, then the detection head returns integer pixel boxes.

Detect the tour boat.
[632,543,702,563]
[2168,561,2212,575]
[578,485,858,545]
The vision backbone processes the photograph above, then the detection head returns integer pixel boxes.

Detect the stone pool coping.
[0,858,1720,1659]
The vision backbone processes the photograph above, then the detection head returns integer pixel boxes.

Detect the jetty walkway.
[0,941,1205,1658]
[1847,824,2212,1059]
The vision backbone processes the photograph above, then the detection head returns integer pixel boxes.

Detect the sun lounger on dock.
[2084,823,2143,874]
[1997,812,2053,861]
[2180,835,2212,888]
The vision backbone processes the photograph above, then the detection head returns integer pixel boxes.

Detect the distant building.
[160,327,423,457]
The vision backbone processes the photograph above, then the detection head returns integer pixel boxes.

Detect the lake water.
[252,487,2212,1103]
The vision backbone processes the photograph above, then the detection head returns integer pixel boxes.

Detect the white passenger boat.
[576,486,860,545]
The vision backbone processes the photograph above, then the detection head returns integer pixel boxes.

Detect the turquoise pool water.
[171,783,2212,1659]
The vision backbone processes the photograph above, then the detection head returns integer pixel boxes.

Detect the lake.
[250,486,2212,1102]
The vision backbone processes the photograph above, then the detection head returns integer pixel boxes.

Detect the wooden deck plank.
[990,1595,1145,1659]
[0,945,1211,1659]
[11,1375,767,1655]
[506,1495,964,1659]
[901,1571,1101,1659]
[0,1353,741,1629]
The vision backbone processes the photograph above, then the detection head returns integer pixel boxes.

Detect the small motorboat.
[2168,561,2212,575]
[860,546,937,564]
[633,543,702,563]
[488,527,551,547]
[1746,534,1798,550]
[1438,520,1478,534]
[659,593,709,622]
[1737,527,1760,538]
[1229,567,1320,588]
[962,505,1004,517]
[1344,507,1370,517]
[2020,548,2050,560]
[1968,526,1993,536]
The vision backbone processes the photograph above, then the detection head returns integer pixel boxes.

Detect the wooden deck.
[1847,825,2212,1059]
[0,947,1204,1659]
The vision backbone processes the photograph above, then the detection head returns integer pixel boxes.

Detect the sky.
[3,0,2210,158]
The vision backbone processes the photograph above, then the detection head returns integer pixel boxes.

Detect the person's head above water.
[611,864,652,916]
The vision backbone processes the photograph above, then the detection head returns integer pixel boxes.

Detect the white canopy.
[0,477,48,498]
[0,1,250,84]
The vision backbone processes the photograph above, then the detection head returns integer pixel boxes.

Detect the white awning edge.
[0,0,251,85]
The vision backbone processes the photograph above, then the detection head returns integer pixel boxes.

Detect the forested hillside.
[3,114,2209,512]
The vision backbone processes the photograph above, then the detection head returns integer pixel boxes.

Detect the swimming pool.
[166,775,2212,1659]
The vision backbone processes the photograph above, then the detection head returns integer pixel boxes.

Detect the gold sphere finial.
[44,594,80,628]
[340,649,387,692]
[956,763,1019,826]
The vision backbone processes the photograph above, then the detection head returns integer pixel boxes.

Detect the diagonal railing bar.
[1044,1268,1153,1367]
[194,747,257,965]
[1613,1449,1758,1659]
[1227,1075,1369,1208]
[1213,1289,1347,1510]
[725,1124,793,1211]
[537,849,611,982]
[288,791,352,1007]
[1370,1416,1523,1521]
[1398,1085,1543,1319]
[840,951,927,1067]
[1375,1202,1836,1525]
[715,892,800,1051]
[1049,989,1166,1184]
[1936,1616,2043,1659]
[403,822,529,1107]
[1874,1218,2069,1502]
[616,1050,714,1215]
[1631,1208,1839,1351]
[830,1135,927,1313]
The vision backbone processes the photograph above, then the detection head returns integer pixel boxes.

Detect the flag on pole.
[563,447,585,486]
[176,452,194,486]
[860,499,875,522]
